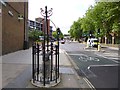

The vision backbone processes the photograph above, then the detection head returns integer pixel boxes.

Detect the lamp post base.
[31,73,61,88]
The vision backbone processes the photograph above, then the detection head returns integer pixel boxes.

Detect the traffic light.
[89,30,92,34]
[98,28,100,34]
[57,28,60,35]
[89,30,92,38]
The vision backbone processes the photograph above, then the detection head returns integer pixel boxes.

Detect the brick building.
[29,17,52,35]
[35,17,51,34]
[1,1,28,55]
[0,4,2,56]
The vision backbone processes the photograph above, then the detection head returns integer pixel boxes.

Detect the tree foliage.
[68,18,83,40]
[52,29,64,40]
[68,2,120,43]
[28,29,43,41]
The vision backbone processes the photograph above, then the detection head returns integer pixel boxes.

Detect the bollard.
[98,44,101,51]
[86,43,89,48]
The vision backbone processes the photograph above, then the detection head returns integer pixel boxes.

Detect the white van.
[87,38,99,47]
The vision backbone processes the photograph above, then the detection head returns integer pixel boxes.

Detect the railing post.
[34,43,37,81]
[55,45,58,83]
[57,28,60,78]
[57,37,59,78]
[43,42,46,86]
[50,42,53,81]
[37,43,39,81]
[32,43,35,83]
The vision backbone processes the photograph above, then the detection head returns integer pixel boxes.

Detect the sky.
[28,0,95,34]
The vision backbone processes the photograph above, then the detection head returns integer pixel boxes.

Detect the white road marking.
[95,52,119,63]
[88,64,118,70]
[83,77,96,90]
[73,54,100,62]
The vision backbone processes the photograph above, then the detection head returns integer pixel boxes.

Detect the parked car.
[61,40,65,44]
[87,38,99,47]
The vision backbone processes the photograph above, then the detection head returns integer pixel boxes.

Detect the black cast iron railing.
[32,41,60,86]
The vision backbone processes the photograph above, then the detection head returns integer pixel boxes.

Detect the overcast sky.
[28,0,95,34]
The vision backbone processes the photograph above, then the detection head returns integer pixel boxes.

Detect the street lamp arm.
[50,19,57,29]
[47,8,53,17]
[40,8,46,17]
[40,7,53,17]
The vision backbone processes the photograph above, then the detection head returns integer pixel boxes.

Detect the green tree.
[68,18,83,41]
[69,2,120,44]
[93,2,120,43]
[68,26,74,38]
[52,31,57,39]
[52,29,64,40]
[80,6,96,38]
[28,29,43,42]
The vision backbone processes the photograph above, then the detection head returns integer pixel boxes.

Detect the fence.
[31,41,60,87]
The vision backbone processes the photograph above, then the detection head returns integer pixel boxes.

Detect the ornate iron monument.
[31,6,60,87]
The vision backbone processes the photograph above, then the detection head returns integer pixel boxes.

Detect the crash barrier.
[31,42,60,87]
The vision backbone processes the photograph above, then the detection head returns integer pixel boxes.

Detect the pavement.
[1,47,91,89]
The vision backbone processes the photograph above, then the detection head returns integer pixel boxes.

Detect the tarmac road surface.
[60,41,119,88]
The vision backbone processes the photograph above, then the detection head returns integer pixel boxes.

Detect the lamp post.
[31,6,61,87]
[40,6,53,52]
[40,6,53,86]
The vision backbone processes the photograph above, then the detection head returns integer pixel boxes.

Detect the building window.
[36,22,41,30]
[40,24,43,31]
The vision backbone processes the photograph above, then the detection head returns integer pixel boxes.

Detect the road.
[60,41,119,88]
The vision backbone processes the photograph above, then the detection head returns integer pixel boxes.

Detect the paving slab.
[2,48,32,64]
[26,66,81,88]
[55,74,81,88]
[3,65,31,88]
[59,67,74,74]
[2,64,30,88]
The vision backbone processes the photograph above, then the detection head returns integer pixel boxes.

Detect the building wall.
[0,4,2,56]
[35,17,50,34]
[2,2,28,55]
